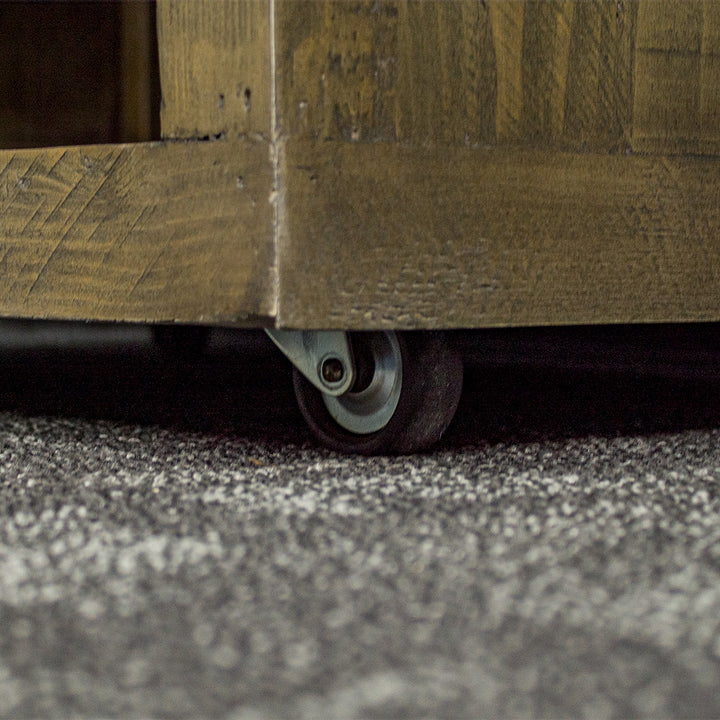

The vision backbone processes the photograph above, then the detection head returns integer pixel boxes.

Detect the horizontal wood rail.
[0,135,718,330]
[0,1,719,331]
[0,140,275,325]
[280,141,720,329]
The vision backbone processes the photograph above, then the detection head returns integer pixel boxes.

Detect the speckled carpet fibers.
[0,323,718,718]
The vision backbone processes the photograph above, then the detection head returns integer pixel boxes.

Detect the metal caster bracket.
[265,329,355,397]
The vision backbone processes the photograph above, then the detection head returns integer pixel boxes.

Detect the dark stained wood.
[279,140,720,329]
[157,0,272,140]
[3,1,720,331]
[0,141,275,324]
[633,1,720,155]
[271,0,720,329]
[120,1,161,143]
[274,1,718,155]
[276,0,637,152]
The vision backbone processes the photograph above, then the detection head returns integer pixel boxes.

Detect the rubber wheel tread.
[293,331,462,455]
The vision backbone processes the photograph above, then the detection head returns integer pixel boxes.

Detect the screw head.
[321,357,345,385]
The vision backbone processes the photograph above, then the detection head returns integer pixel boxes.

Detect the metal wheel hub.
[322,332,402,435]
[265,329,355,396]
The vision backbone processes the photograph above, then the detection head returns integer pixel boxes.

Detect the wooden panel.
[276,0,635,151]
[6,0,698,333]
[0,141,275,324]
[119,0,160,143]
[278,140,720,329]
[157,0,271,139]
[701,2,720,145]
[633,0,720,155]
[273,1,720,332]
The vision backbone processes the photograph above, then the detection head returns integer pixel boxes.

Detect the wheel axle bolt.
[321,357,345,385]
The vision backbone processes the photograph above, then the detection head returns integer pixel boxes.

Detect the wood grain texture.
[6,0,719,332]
[156,0,719,154]
[157,0,271,140]
[276,0,637,151]
[633,0,720,155]
[278,140,720,329]
[0,141,275,324]
[272,1,720,330]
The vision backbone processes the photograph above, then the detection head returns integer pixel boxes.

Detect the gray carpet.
[0,322,718,718]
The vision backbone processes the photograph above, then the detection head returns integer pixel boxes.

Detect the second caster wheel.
[293,331,462,454]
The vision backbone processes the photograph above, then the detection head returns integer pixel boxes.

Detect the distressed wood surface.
[157,0,271,140]
[0,141,275,324]
[277,0,637,151]
[154,0,720,155]
[279,141,720,329]
[277,0,720,155]
[633,1,720,155]
[4,0,718,330]
[270,0,720,328]
[156,0,720,154]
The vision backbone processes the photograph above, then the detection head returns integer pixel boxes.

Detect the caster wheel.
[152,325,210,361]
[293,331,462,454]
